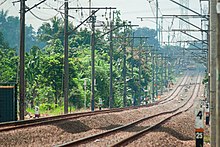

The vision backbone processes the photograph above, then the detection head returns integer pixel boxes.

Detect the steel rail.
[55,74,200,147]
[111,75,201,147]
[0,73,190,132]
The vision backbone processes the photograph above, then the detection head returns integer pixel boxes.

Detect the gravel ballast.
[0,75,210,147]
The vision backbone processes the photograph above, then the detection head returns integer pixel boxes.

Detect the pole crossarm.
[67,9,99,35]
[99,24,139,38]
[188,43,202,50]
[68,8,117,36]
[187,42,205,50]
[162,14,209,18]
[172,29,208,32]
[177,40,208,43]
[176,16,205,31]
[113,36,149,39]
[137,16,165,20]
[179,30,208,45]
[185,48,208,53]
[190,52,207,60]
[100,26,119,38]
[68,7,116,10]
[25,0,46,13]
[184,48,208,51]
[169,0,209,20]
[48,7,75,20]
[176,40,207,50]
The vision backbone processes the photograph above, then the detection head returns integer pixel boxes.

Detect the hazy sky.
[1,0,207,42]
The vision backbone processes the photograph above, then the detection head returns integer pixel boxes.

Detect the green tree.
[0,47,17,82]
[0,9,38,51]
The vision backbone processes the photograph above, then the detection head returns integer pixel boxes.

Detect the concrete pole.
[155,53,158,98]
[138,38,143,105]
[123,27,127,107]
[19,0,25,120]
[210,0,217,146]
[156,0,159,40]
[151,50,155,101]
[216,0,220,146]
[109,13,113,108]
[91,11,96,111]
[64,0,69,114]
[160,54,164,95]
[131,33,135,106]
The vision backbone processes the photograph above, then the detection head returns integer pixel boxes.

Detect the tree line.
[0,9,180,112]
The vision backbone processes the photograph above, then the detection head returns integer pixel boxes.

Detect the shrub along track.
[0,73,189,133]
[54,73,201,147]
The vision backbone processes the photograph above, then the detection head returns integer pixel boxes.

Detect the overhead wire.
[0,0,7,6]
[29,10,59,21]
[75,0,91,28]
[24,2,60,22]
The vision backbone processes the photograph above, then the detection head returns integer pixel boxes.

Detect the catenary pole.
[18,0,46,120]
[216,0,220,146]
[123,24,127,107]
[151,48,155,101]
[109,11,113,108]
[64,0,69,114]
[138,38,143,105]
[91,11,96,111]
[19,0,25,120]
[210,0,217,146]
[131,32,135,106]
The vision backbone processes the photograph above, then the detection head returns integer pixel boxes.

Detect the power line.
[0,0,7,6]
[29,10,58,21]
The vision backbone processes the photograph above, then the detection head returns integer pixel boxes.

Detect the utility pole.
[210,0,217,146]
[68,7,116,111]
[138,38,143,105]
[155,0,159,99]
[84,79,87,109]
[164,54,168,86]
[18,0,46,120]
[131,32,135,106]
[131,36,148,106]
[19,0,25,120]
[91,10,96,111]
[155,53,158,98]
[123,24,127,107]
[89,0,91,15]
[64,0,69,114]
[145,45,151,100]
[109,11,114,108]
[160,53,164,95]
[156,0,159,39]
[117,24,141,108]
[216,0,220,146]
[151,49,155,102]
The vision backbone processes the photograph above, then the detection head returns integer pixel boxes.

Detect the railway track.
[111,75,201,147]
[158,74,190,104]
[54,74,201,147]
[0,73,189,133]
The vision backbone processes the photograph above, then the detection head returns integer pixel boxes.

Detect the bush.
[40,103,57,110]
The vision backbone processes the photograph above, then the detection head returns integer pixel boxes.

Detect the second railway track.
[0,73,201,147]
[55,74,201,147]
[0,73,190,132]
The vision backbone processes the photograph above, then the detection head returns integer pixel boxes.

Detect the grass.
[204,135,210,143]
[26,105,76,116]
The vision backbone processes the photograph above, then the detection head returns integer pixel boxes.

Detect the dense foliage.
[0,10,181,113]
[0,10,42,51]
